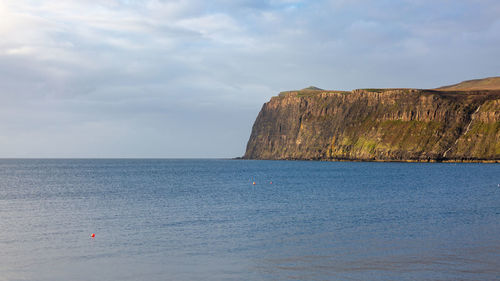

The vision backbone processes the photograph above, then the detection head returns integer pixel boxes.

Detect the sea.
[0,159,499,281]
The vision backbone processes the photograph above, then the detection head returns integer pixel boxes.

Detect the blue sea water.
[0,159,499,281]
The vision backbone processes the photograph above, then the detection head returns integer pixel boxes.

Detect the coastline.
[238,157,500,163]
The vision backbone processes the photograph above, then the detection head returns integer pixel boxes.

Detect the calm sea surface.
[0,159,499,280]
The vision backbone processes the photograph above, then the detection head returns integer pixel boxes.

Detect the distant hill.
[437,77,500,90]
[301,86,323,91]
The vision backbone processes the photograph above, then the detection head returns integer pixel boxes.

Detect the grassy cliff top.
[277,77,500,98]
[278,87,350,97]
[278,88,426,98]
[437,77,500,90]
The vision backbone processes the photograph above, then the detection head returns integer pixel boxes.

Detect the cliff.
[243,78,500,162]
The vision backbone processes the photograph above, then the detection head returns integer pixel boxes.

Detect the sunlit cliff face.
[244,88,500,162]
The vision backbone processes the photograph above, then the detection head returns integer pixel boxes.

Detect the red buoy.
[91,233,95,238]
[252,182,256,185]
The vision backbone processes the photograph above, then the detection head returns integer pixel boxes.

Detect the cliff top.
[277,77,500,98]
[279,87,349,97]
[437,77,500,90]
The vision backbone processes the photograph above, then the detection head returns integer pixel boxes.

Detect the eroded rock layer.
[243,88,500,162]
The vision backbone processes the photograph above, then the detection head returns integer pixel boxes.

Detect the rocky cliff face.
[243,87,500,162]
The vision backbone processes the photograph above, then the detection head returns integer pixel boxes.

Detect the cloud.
[0,0,499,157]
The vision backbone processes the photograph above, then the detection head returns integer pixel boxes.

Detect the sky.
[0,0,499,158]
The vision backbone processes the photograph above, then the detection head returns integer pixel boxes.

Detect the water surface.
[0,159,499,280]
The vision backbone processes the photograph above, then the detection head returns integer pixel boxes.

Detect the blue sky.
[0,0,499,157]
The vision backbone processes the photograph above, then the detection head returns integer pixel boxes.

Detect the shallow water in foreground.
[0,159,499,280]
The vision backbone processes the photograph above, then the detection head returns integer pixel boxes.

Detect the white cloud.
[0,0,498,157]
